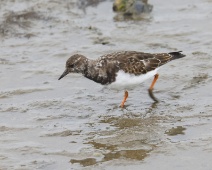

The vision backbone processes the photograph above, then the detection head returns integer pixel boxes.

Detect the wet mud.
[0,0,212,169]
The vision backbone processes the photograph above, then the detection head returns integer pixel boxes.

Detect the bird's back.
[97,51,185,76]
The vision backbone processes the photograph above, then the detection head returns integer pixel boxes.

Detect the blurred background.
[0,0,212,169]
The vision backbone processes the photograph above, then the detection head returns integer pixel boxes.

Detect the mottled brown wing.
[118,57,149,75]
[98,51,173,76]
[99,51,154,75]
[141,53,173,72]
[154,53,173,66]
[110,51,164,75]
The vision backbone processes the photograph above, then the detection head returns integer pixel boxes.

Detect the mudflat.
[0,0,212,169]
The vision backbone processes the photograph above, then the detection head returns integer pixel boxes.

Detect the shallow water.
[0,0,212,169]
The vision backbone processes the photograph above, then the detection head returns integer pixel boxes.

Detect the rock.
[113,0,153,20]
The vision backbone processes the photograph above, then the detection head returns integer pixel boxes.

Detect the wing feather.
[97,51,173,77]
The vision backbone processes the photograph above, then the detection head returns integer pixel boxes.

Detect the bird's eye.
[69,64,74,68]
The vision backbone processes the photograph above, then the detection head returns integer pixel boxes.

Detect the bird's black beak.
[58,69,69,80]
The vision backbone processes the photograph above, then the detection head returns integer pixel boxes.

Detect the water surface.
[0,0,212,169]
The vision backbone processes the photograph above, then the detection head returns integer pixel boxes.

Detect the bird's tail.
[169,51,186,60]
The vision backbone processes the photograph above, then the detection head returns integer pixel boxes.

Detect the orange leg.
[120,91,128,108]
[148,74,159,102]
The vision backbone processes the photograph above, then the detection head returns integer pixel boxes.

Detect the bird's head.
[58,54,87,80]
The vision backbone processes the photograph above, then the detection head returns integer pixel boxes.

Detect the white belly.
[108,68,159,89]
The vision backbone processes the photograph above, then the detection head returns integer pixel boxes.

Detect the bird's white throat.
[108,68,159,89]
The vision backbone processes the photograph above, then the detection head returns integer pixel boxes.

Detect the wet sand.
[0,0,212,169]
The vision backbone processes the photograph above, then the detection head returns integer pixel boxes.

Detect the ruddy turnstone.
[58,51,185,108]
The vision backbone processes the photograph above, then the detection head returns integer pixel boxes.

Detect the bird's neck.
[76,57,90,75]
[83,60,101,81]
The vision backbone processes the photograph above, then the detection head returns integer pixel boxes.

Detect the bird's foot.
[119,103,125,108]
[148,89,159,103]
